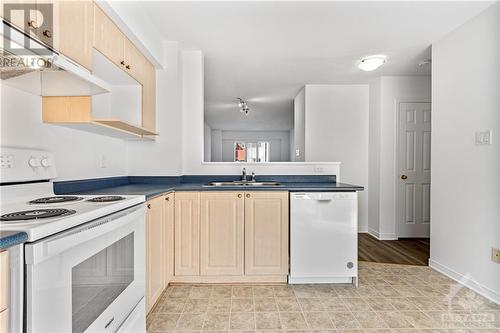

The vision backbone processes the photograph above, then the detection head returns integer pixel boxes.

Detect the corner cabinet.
[37,2,157,140]
[173,191,289,283]
[244,192,289,275]
[200,192,244,276]
[145,196,164,313]
[145,193,174,314]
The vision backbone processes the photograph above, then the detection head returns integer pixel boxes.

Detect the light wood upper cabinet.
[163,193,174,286]
[174,192,200,276]
[55,0,93,70]
[244,192,289,275]
[200,192,244,276]
[146,196,165,314]
[123,38,145,82]
[93,4,124,68]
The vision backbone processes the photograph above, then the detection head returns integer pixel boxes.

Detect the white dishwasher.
[290,192,358,285]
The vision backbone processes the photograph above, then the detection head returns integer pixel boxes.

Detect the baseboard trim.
[429,258,500,305]
[358,226,368,233]
[367,227,397,240]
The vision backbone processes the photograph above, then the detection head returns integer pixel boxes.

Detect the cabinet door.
[244,192,289,275]
[0,251,8,313]
[174,192,200,276]
[200,192,244,276]
[123,38,145,82]
[0,1,38,36]
[55,0,93,70]
[163,193,174,286]
[0,309,8,333]
[93,4,124,68]
[146,196,165,313]
[141,62,156,133]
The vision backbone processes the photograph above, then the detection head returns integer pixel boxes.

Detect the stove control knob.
[28,157,41,167]
[40,158,51,167]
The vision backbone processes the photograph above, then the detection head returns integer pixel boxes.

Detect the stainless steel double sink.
[205,181,282,187]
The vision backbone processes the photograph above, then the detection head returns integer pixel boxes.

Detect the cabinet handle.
[246,194,251,198]
[120,60,125,66]
[147,203,151,209]
[165,197,170,201]
[28,20,37,29]
[237,194,242,198]
[42,30,52,38]
[126,64,131,70]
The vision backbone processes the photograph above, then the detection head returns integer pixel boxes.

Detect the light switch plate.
[492,247,500,264]
[475,130,492,145]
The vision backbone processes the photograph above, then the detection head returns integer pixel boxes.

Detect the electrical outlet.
[475,130,492,145]
[492,247,500,264]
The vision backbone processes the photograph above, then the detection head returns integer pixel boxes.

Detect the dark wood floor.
[358,233,430,266]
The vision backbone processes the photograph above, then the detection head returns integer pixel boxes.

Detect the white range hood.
[1,21,110,96]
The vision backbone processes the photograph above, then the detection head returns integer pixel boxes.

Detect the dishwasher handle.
[291,192,357,200]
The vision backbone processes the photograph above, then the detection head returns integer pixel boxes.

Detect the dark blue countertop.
[56,175,364,200]
[0,231,28,250]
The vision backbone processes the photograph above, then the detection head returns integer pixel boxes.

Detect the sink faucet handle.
[251,172,256,182]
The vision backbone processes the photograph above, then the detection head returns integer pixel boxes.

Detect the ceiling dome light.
[358,55,386,71]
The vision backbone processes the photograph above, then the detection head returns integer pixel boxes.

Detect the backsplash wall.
[0,83,128,181]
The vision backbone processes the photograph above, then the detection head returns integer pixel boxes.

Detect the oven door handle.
[25,204,146,264]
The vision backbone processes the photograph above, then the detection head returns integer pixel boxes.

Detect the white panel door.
[397,102,431,238]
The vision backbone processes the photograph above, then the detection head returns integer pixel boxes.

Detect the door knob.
[237,194,242,198]
[401,175,408,180]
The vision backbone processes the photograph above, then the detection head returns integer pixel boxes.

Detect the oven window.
[72,233,134,333]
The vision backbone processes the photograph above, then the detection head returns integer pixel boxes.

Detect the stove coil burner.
[29,196,83,204]
[0,209,76,221]
[88,196,126,203]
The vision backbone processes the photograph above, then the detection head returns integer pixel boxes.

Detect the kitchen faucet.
[241,168,247,182]
[251,172,256,182]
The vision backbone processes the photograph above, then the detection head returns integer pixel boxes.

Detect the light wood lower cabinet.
[163,193,174,285]
[244,192,289,275]
[174,192,201,276]
[145,196,164,313]
[200,192,244,276]
[145,193,174,314]
[0,250,9,333]
[173,191,289,282]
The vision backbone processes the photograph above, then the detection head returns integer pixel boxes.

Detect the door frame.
[394,99,431,239]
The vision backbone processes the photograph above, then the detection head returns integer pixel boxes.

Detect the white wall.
[303,85,369,231]
[0,83,128,181]
[215,130,291,162]
[368,76,432,239]
[293,88,305,162]
[368,78,382,235]
[128,41,183,176]
[430,2,500,303]
[203,122,212,162]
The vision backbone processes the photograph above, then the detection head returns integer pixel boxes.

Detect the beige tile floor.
[147,262,500,333]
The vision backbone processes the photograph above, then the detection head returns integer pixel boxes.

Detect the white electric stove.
[0,147,147,333]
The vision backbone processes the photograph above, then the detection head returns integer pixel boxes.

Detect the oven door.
[24,204,146,333]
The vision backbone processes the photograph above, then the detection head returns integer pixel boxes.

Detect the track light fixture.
[236,98,250,115]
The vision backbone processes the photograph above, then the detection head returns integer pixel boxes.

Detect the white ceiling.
[133,1,494,131]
